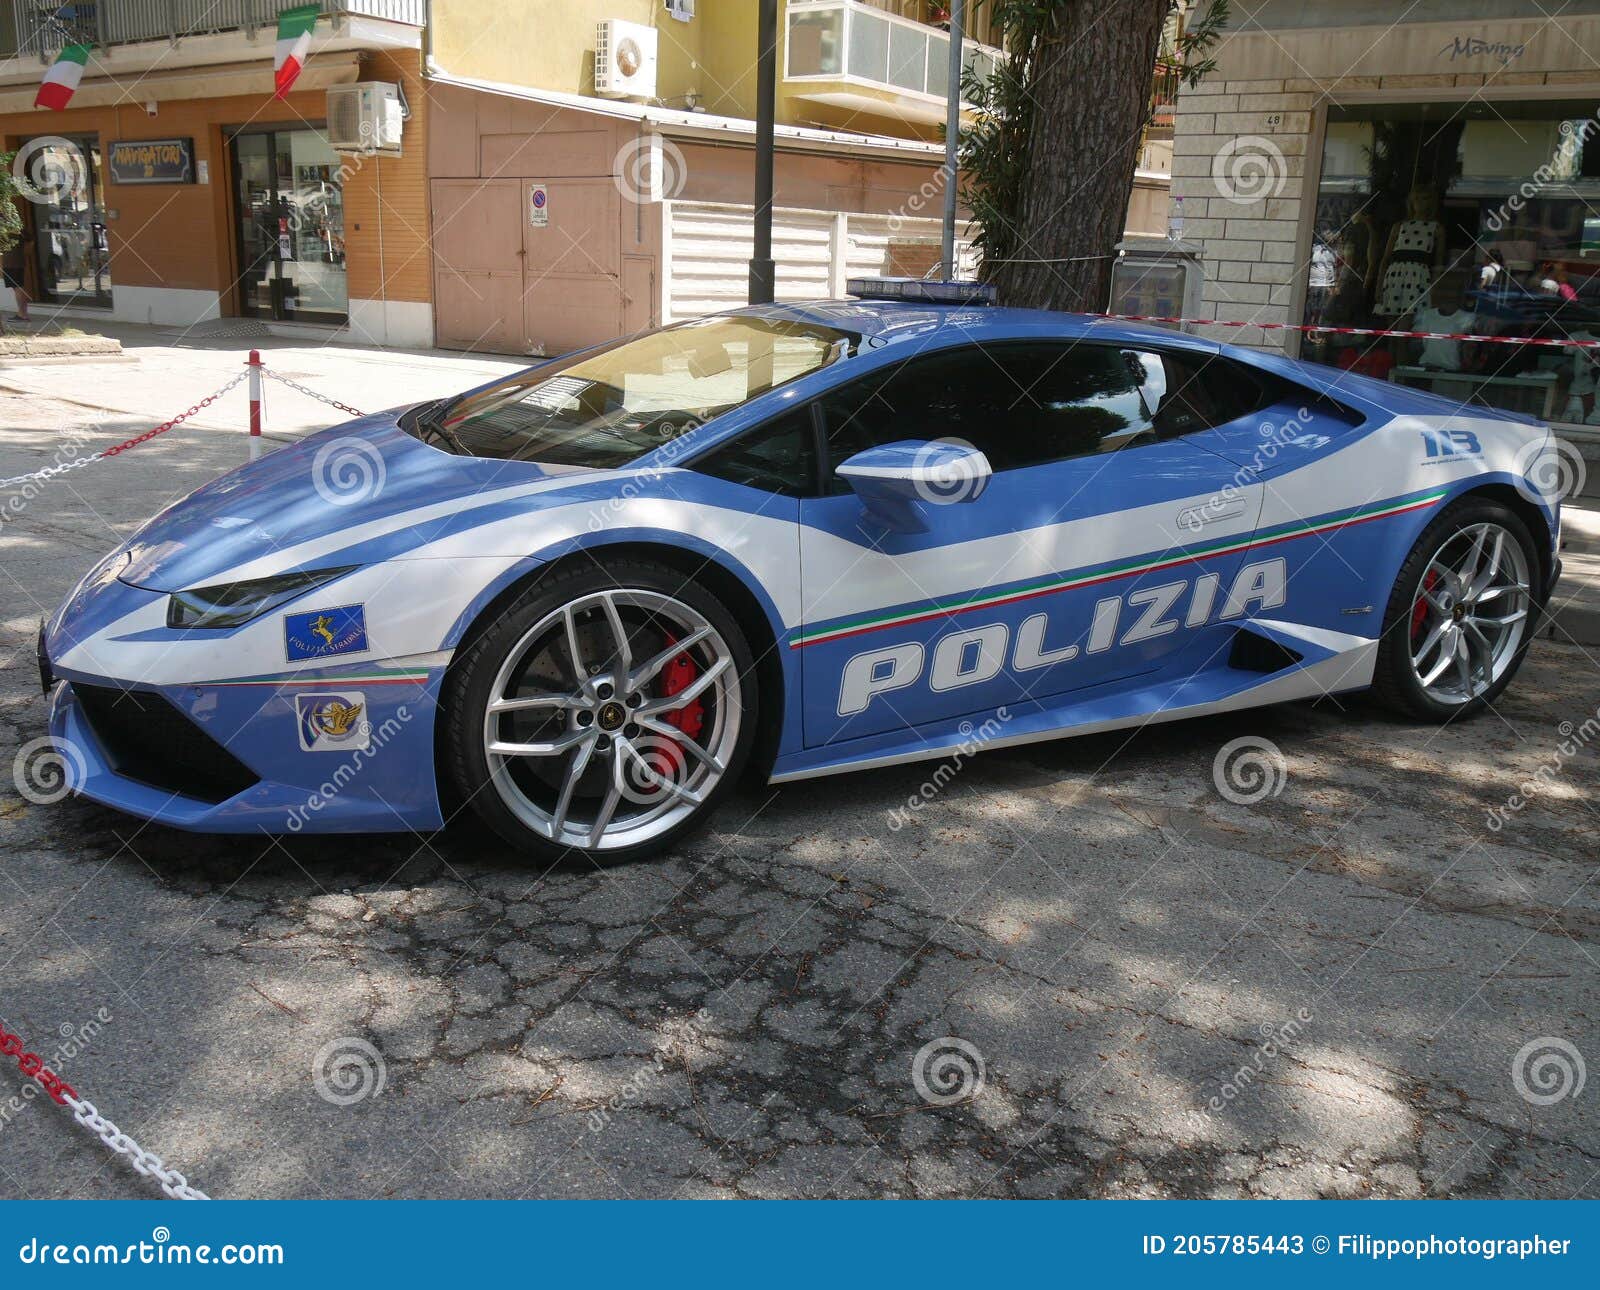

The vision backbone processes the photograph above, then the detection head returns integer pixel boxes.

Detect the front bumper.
[47,668,446,835]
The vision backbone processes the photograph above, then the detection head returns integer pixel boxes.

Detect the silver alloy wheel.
[482,588,741,851]
[1408,521,1532,706]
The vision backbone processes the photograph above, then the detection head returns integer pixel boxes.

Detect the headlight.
[167,567,355,630]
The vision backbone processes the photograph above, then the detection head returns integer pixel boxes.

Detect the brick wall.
[1170,75,1312,352]
[1171,53,1600,355]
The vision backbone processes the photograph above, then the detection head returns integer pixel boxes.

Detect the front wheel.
[442,561,757,863]
[1372,498,1540,721]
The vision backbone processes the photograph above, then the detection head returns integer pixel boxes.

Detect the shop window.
[1303,100,1600,431]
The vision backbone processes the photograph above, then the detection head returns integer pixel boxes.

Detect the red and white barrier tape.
[1098,312,1600,349]
[1,1019,207,1200]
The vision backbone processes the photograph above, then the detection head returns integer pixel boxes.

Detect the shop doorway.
[228,126,347,323]
[25,135,111,307]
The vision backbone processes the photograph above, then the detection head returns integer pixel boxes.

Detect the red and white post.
[247,349,264,461]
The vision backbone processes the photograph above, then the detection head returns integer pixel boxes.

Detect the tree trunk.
[994,0,1169,313]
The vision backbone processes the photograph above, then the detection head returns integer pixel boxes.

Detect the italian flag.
[274,4,320,99]
[34,44,91,111]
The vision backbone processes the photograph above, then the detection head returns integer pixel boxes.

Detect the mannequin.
[1375,187,1447,318]
[1412,276,1475,371]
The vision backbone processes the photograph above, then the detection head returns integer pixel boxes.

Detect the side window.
[1127,350,1266,440]
[691,407,817,497]
[817,344,1152,488]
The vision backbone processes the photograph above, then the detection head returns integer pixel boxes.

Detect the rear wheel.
[443,561,756,863]
[1372,499,1539,720]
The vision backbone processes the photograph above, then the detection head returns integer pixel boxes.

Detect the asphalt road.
[2,391,1597,1199]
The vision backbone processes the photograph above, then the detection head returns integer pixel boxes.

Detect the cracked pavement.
[2,391,1597,1199]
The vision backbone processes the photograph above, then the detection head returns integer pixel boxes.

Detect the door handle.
[1175,497,1248,533]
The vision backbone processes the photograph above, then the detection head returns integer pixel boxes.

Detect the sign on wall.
[530,184,549,227]
[107,138,196,185]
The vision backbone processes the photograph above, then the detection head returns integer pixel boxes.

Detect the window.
[691,407,817,497]
[421,316,857,466]
[816,343,1257,491]
[1302,98,1600,430]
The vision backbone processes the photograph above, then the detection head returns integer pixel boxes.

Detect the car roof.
[727,299,1216,353]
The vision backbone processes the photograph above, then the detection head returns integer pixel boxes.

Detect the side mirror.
[835,439,992,533]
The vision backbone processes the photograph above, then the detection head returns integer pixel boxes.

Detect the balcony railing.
[9,1,426,60]
[786,0,1003,110]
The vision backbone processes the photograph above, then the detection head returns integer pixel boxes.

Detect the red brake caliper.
[1411,569,1440,643]
[650,631,703,789]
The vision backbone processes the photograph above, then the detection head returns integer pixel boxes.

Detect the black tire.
[442,559,758,864]
[1370,497,1541,721]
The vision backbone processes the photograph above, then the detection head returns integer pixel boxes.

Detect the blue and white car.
[41,282,1562,861]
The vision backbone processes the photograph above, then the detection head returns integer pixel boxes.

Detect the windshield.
[419,315,858,466]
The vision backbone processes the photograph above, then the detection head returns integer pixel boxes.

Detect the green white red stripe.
[210,667,433,689]
[789,489,1449,649]
[274,4,320,99]
[34,44,91,111]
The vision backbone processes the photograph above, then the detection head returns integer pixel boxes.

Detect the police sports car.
[41,281,1561,862]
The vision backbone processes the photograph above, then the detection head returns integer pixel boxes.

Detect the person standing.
[2,236,32,327]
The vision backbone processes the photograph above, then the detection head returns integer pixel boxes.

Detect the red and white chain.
[1,1020,209,1201]
[261,367,367,419]
[61,1092,209,1201]
[0,370,250,490]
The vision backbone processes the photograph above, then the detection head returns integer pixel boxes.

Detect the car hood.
[117,415,597,592]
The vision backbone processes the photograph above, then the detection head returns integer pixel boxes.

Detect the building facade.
[0,2,1173,356]
[0,2,431,344]
[1170,0,1600,442]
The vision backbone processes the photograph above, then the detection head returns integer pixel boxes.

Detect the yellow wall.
[429,0,930,133]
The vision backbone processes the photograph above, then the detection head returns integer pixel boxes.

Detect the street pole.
[940,0,964,281]
[749,0,778,305]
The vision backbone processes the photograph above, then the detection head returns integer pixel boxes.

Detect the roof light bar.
[846,277,998,306]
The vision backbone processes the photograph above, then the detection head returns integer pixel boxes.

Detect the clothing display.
[1412,307,1476,371]
[1377,219,1442,315]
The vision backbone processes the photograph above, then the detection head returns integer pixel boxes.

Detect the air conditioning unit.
[325,82,404,155]
[595,19,658,98]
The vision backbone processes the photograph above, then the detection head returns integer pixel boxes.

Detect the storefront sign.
[107,138,195,185]
[1436,34,1527,65]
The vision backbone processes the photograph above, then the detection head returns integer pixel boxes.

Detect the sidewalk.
[0,315,522,438]
[1548,500,1600,648]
